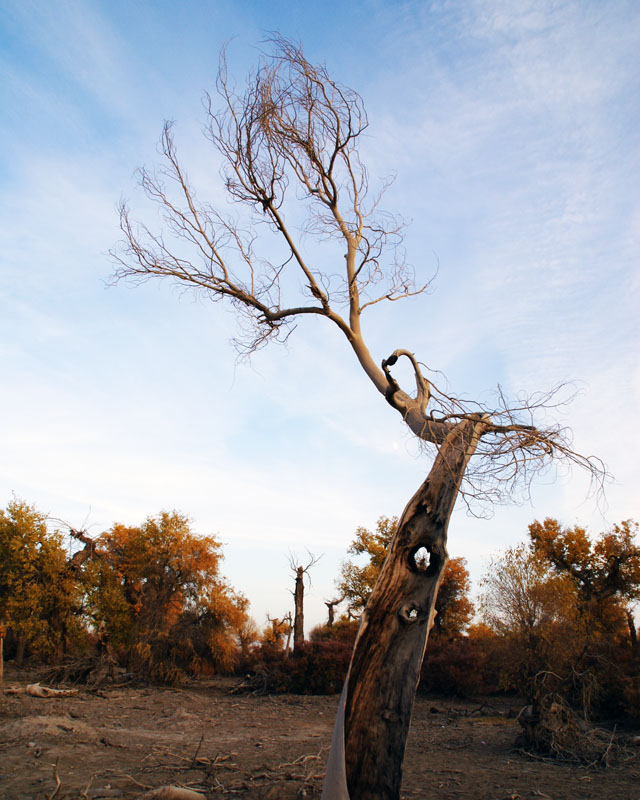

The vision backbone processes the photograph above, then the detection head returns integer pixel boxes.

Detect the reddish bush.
[420,635,501,697]
[309,618,359,647]
[244,640,351,694]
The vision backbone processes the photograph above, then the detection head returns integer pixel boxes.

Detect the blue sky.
[2,0,639,632]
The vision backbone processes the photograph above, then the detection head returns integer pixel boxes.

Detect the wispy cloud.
[1,0,638,627]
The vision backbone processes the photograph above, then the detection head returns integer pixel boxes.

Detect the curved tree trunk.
[322,418,486,800]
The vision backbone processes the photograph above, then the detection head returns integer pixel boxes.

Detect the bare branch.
[287,548,323,586]
[112,36,609,513]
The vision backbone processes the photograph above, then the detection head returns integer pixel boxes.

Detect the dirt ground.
[1,665,639,800]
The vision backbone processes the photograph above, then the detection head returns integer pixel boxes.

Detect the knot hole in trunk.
[409,544,441,576]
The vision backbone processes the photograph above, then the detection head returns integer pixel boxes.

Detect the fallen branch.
[517,694,634,766]
[141,787,206,800]
[47,758,61,800]
[80,775,94,800]
[190,734,204,768]
[122,773,153,790]
[3,683,79,697]
[29,683,79,697]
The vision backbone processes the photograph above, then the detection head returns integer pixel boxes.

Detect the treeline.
[1,499,639,720]
[303,515,639,721]
[0,499,250,682]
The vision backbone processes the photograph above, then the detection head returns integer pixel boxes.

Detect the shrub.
[420,634,502,697]
[244,640,352,694]
[309,618,359,646]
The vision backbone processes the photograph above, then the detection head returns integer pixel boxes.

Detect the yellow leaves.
[83,510,248,678]
[529,517,640,608]
[480,518,640,697]
[0,498,84,662]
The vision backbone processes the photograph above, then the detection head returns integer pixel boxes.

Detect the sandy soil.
[1,666,638,800]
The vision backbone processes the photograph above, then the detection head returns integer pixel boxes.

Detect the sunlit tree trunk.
[323,418,485,800]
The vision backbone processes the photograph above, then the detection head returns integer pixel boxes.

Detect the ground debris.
[1,665,638,800]
[141,787,205,800]
[3,682,79,697]
[517,693,638,767]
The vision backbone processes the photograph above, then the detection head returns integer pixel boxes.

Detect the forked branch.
[111,36,608,509]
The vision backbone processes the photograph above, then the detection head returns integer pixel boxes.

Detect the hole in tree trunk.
[399,602,422,623]
[411,546,431,572]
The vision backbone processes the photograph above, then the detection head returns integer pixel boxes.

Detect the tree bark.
[15,634,26,667]
[0,624,5,684]
[627,609,638,652]
[294,567,305,651]
[326,598,342,627]
[325,417,486,800]
[284,614,293,656]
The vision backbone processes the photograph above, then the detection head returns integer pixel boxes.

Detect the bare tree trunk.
[0,624,5,684]
[283,613,293,657]
[294,567,305,651]
[323,418,485,800]
[327,604,335,627]
[627,609,638,652]
[326,598,343,627]
[15,634,26,667]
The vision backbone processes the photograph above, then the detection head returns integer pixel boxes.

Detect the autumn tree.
[112,37,605,799]
[237,617,260,656]
[480,544,579,693]
[481,520,640,720]
[339,516,398,619]
[78,511,248,679]
[262,612,293,648]
[528,518,640,647]
[0,498,83,665]
[431,558,474,638]
[528,518,640,719]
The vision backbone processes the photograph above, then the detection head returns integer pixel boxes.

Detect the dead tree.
[112,37,607,800]
[288,551,321,651]
[294,566,305,650]
[66,527,103,571]
[325,597,344,627]
[264,612,292,649]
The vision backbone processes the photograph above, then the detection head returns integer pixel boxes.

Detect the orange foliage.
[84,511,247,679]
[261,614,292,647]
[480,519,640,717]
[529,518,640,642]
[0,498,83,663]
[432,557,474,638]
